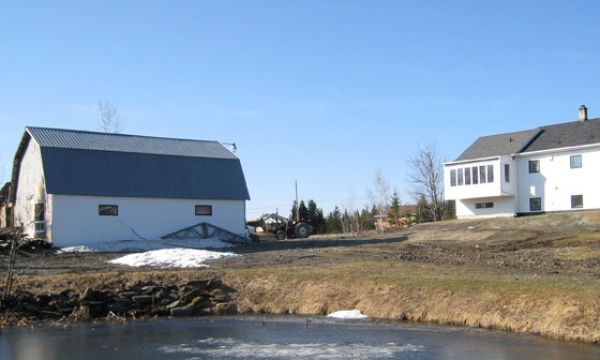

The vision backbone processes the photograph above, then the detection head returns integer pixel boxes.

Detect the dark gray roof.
[521,118,600,152]
[455,129,541,161]
[27,127,237,159]
[24,127,249,200]
[40,148,250,200]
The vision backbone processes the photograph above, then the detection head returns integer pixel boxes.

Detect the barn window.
[529,160,540,173]
[99,204,118,216]
[570,155,582,169]
[195,205,213,216]
[34,203,45,221]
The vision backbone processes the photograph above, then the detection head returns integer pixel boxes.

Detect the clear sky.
[1,1,599,219]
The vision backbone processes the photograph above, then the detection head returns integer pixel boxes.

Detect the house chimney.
[579,105,588,122]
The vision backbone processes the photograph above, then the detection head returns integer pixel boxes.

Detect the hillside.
[2,211,600,343]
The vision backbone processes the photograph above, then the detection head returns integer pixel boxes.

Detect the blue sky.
[1,1,599,218]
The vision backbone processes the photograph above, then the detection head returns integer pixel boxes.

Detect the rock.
[170,306,194,317]
[213,302,237,315]
[166,300,181,310]
[118,291,139,298]
[180,289,208,304]
[132,295,153,304]
[210,289,230,303]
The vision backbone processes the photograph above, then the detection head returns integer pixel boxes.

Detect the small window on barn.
[99,205,118,216]
[570,155,582,169]
[195,205,213,216]
[34,203,45,221]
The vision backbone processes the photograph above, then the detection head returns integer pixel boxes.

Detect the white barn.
[444,105,600,218]
[5,127,250,247]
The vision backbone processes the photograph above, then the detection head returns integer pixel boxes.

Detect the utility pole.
[295,180,299,222]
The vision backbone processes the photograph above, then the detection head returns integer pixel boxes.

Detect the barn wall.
[48,195,246,247]
[14,140,46,237]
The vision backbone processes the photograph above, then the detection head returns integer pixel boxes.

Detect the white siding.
[444,158,504,200]
[49,195,246,247]
[14,140,46,237]
[456,197,515,218]
[517,147,600,213]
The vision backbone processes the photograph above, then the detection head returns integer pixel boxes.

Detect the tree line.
[290,143,456,235]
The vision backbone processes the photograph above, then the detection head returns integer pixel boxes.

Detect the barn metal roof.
[23,127,250,200]
[27,127,237,159]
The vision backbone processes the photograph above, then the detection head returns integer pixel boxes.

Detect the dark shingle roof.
[455,129,541,161]
[521,118,600,152]
[25,127,249,200]
[27,127,237,159]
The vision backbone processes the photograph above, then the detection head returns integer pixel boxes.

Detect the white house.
[4,127,250,247]
[444,105,600,218]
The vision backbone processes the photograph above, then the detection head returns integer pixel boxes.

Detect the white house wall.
[49,195,246,247]
[456,197,515,218]
[444,158,506,200]
[516,147,600,213]
[14,139,45,237]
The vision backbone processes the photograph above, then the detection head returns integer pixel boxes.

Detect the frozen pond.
[1,316,598,359]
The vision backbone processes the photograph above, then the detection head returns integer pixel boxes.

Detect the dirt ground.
[2,211,600,343]
[3,211,600,278]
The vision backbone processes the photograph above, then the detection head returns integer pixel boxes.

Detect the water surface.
[1,316,598,359]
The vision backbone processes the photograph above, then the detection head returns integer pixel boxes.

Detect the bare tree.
[97,101,121,133]
[368,169,391,214]
[408,143,444,221]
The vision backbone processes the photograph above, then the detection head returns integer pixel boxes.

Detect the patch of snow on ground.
[57,238,233,253]
[56,245,96,253]
[327,310,369,319]
[108,248,238,268]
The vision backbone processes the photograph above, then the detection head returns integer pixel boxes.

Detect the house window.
[571,195,583,209]
[570,155,582,169]
[475,202,494,209]
[450,169,457,186]
[529,197,542,212]
[458,168,464,186]
[195,205,213,216]
[487,165,494,183]
[464,167,471,185]
[471,167,478,184]
[529,160,540,173]
[99,204,118,216]
[479,166,486,184]
[504,164,510,182]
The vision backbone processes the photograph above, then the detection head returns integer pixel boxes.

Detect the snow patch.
[56,245,96,253]
[57,238,233,253]
[327,310,369,319]
[108,248,238,268]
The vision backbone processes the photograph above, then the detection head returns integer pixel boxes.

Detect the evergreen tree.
[388,191,401,226]
[307,200,318,225]
[316,209,326,234]
[416,195,433,223]
[298,201,308,222]
[326,206,343,233]
[290,200,298,220]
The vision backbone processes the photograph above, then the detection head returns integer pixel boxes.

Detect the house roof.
[455,117,600,161]
[455,129,541,161]
[27,127,238,159]
[22,127,250,200]
[521,118,600,152]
